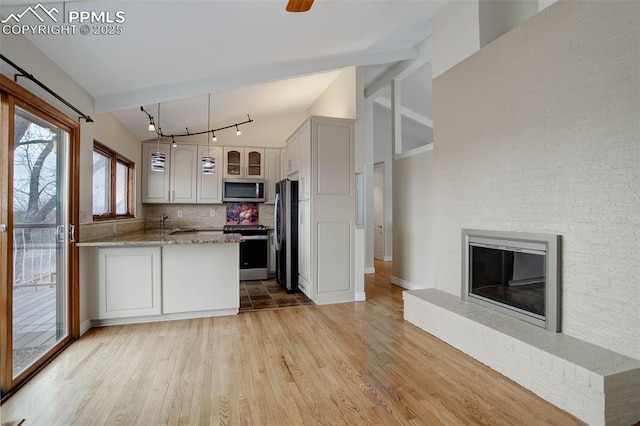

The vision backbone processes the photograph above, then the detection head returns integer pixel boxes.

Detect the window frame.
[92,140,134,221]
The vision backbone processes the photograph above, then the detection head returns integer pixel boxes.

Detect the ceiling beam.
[94,46,419,113]
[373,97,433,128]
[364,37,432,99]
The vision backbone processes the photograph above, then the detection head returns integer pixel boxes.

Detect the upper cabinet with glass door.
[223,147,264,179]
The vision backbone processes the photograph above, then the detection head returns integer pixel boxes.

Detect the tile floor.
[240,279,314,312]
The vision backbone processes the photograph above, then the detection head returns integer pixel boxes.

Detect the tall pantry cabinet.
[292,116,355,304]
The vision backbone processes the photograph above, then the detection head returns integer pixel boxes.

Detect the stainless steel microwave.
[222,179,266,202]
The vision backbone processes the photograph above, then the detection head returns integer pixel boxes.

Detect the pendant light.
[202,93,216,174]
[150,103,165,172]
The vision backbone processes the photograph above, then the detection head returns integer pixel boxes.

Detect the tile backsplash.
[79,204,275,242]
[80,219,145,241]
[145,204,274,230]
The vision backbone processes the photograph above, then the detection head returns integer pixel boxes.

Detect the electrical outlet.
[177,210,183,218]
[209,209,216,217]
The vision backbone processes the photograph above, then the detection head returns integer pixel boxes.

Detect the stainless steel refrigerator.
[275,179,298,293]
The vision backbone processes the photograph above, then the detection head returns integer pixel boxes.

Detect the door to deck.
[1,75,80,399]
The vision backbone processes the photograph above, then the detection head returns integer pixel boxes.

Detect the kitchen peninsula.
[78,229,243,326]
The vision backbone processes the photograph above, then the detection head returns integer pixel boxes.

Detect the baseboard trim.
[365,266,376,274]
[355,292,366,302]
[391,276,431,290]
[374,256,393,262]
[91,308,239,327]
[80,319,93,336]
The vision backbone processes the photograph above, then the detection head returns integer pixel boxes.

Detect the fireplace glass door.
[469,244,546,318]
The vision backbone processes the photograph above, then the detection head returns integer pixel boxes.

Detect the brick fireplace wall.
[432,1,639,360]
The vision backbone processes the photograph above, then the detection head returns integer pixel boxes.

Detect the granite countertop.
[76,229,243,247]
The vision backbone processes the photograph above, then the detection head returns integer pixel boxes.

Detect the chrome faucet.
[160,213,169,230]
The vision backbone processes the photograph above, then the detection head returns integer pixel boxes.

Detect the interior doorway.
[373,162,385,260]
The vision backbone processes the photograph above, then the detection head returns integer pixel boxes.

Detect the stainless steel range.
[223,225,269,281]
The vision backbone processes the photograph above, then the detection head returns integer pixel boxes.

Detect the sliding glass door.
[11,106,70,377]
[1,76,79,399]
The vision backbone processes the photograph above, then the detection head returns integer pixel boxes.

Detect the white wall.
[392,148,435,289]
[307,68,356,119]
[432,0,480,78]
[432,1,640,359]
[433,0,552,78]
[478,0,539,47]
[1,33,144,324]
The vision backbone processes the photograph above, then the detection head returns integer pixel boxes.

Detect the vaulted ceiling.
[1,0,443,144]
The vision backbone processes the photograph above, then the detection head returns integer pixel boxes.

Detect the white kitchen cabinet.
[197,145,223,204]
[97,247,162,319]
[223,147,264,179]
[170,144,198,203]
[297,120,311,200]
[282,132,299,176]
[142,142,171,203]
[264,148,281,204]
[143,142,224,204]
[142,142,198,203]
[162,244,239,314]
[292,116,355,304]
[298,200,311,296]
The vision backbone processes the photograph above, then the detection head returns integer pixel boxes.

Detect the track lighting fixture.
[141,100,251,175]
[140,106,253,140]
[141,106,157,132]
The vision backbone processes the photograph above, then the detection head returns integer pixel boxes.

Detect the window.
[92,141,134,220]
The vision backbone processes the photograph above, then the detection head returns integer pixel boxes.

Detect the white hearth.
[404,289,640,426]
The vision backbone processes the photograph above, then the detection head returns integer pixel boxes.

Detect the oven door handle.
[242,235,268,240]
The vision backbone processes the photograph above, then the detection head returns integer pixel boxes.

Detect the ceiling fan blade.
[286,0,314,13]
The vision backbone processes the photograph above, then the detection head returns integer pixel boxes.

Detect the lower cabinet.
[162,244,239,314]
[95,244,240,321]
[298,200,311,295]
[97,247,162,319]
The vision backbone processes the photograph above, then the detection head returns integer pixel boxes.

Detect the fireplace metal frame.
[462,228,561,332]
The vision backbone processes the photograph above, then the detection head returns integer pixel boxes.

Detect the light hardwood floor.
[1,261,583,425]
